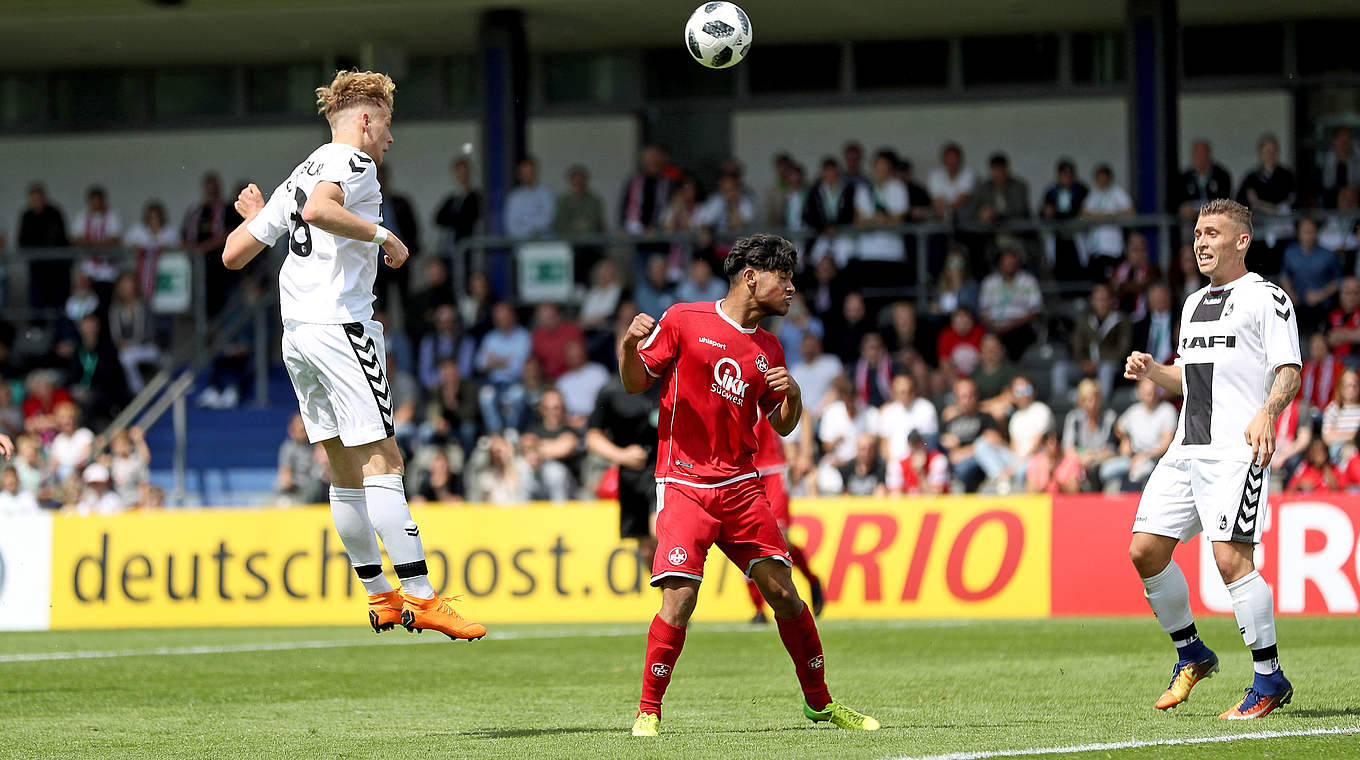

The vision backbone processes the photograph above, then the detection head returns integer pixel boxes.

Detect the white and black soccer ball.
[684,2,752,69]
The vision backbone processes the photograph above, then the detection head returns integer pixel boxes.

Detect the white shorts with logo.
[1133,457,1267,544]
[282,319,394,447]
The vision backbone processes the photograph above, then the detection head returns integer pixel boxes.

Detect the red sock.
[787,541,820,586]
[746,578,766,614]
[639,615,686,717]
[775,603,832,710]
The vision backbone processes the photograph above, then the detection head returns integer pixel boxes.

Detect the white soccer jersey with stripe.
[1163,272,1301,463]
[246,142,382,324]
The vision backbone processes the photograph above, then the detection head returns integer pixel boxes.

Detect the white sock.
[1226,570,1280,675]
[329,486,392,595]
[365,474,435,599]
[1142,561,1194,634]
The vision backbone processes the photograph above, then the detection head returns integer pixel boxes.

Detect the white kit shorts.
[281,319,394,447]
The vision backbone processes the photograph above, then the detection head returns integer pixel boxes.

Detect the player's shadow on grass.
[1284,707,1360,718]
[454,727,619,740]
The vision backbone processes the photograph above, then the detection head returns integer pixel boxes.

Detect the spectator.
[972,374,1052,493]
[1132,283,1179,365]
[586,377,661,560]
[936,306,985,382]
[973,334,1018,416]
[421,358,481,456]
[434,156,482,249]
[0,383,22,439]
[674,257,726,305]
[124,200,181,300]
[1175,139,1233,220]
[842,140,867,189]
[695,169,755,256]
[49,401,93,482]
[469,433,535,504]
[1237,134,1297,272]
[763,152,797,227]
[108,272,161,393]
[1281,216,1341,330]
[620,144,673,234]
[71,185,122,299]
[776,293,822,368]
[1318,185,1359,259]
[504,156,554,238]
[876,373,939,463]
[418,304,476,391]
[658,174,700,271]
[553,164,607,283]
[19,183,71,310]
[1110,233,1161,319]
[1025,430,1084,494]
[1080,164,1135,281]
[633,254,675,321]
[1053,283,1131,399]
[405,257,456,344]
[460,270,494,338]
[851,332,894,408]
[886,430,949,495]
[1321,369,1360,460]
[555,338,609,424]
[1302,332,1344,412]
[1288,438,1343,493]
[802,254,848,322]
[106,426,150,505]
[927,142,976,219]
[530,302,585,381]
[194,279,261,410]
[411,447,462,504]
[277,414,326,504]
[938,377,1002,493]
[578,260,626,340]
[1041,158,1091,281]
[894,157,934,220]
[476,302,532,433]
[1107,378,1178,490]
[519,389,580,502]
[1326,276,1360,361]
[978,247,1042,360]
[791,333,843,424]
[1318,127,1360,208]
[965,152,1031,225]
[824,291,872,365]
[932,248,980,317]
[839,433,888,497]
[818,376,879,474]
[0,466,38,515]
[1276,396,1313,478]
[12,434,49,500]
[73,463,124,516]
[22,370,71,443]
[1170,243,1206,309]
[1061,378,1117,490]
[802,158,856,265]
[373,165,420,311]
[65,313,129,426]
[65,272,100,325]
[182,173,242,318]
[387,346,422,457]
[781,162,809,232]
[852,149,909,275]
[880,300,933,388]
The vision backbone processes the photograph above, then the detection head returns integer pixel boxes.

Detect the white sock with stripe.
[328,486,392,595]
[364,473,435,599]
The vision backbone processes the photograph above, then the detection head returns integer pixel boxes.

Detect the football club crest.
[755,354,769,372]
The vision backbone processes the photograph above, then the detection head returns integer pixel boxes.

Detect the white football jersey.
[1163,272,1300,463]
[246,142,383,324]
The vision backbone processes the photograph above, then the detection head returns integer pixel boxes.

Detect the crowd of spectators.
[10,125,1360,510]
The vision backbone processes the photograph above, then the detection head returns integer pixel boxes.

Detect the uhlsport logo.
[710,357,749,406]
[808,655,824,669]
[668,547,688,566]
[651,663,672,678]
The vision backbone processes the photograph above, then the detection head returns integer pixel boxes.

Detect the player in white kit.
[1124,199,1300,719]
[221,70,485,641]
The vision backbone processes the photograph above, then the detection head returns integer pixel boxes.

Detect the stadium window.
[151,68,234,119]
[961,34,1060,86]
[1071,31,1126,85]
[544,52,636,105]
[748,43,841,94]
[1295,20,1360,76]
[853,39,950,91]
[0,74,45,127]
[445,58,477,109]
[1182,24,1282,78]
[50,69,145,126]
[402,58,444,116]
[643,49,736,100]
[249,63,324,116]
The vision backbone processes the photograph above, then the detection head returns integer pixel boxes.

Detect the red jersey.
[637,300,787,486]
[754,415,787,476]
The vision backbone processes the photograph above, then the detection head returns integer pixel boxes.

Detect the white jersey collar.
[715,300,757,334]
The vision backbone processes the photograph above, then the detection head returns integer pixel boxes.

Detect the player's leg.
[765,472,823,616]
[1129,458,1217,709]
[745,577,768,622]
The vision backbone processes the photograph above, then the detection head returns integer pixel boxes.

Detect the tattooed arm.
[1245,364,1301,469]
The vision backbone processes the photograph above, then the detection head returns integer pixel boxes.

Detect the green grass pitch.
[1,617,1357,759]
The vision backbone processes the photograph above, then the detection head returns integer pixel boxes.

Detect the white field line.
[0,617,972,664]
[887,726,1360,760]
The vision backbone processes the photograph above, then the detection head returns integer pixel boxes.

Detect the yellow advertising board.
[47,496,1050,630]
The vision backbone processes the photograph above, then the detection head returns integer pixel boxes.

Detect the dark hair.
[1056,158,1075,174]
[989,152,1009,168]
[942,142,963,158]
[723,234,798,281]
[820,157,839,171]
[87,185,106,200]
[1094,163,1113,178]
[874,149,899,166]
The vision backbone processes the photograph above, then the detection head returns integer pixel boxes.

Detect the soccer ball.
[684,2,752,69]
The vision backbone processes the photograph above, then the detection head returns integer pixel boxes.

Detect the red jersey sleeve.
[758,338,788,418]
[636,309,681,378]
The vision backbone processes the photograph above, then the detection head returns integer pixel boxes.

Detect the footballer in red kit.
[619,234,878,737]
[746,417,824,623]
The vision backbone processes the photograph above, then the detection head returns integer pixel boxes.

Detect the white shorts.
[1133,457,1268,544]
[281,319,394,447]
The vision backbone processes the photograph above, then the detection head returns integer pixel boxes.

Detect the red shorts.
[651,476,791,586]
[761,471,790,530]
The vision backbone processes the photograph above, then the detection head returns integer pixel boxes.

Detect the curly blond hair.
[315,70,395,121]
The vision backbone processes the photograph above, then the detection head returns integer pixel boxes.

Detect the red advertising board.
[1052,493,1360,616]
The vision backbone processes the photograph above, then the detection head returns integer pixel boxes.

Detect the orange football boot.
[368,590,404,633]
[400,592,487,641]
